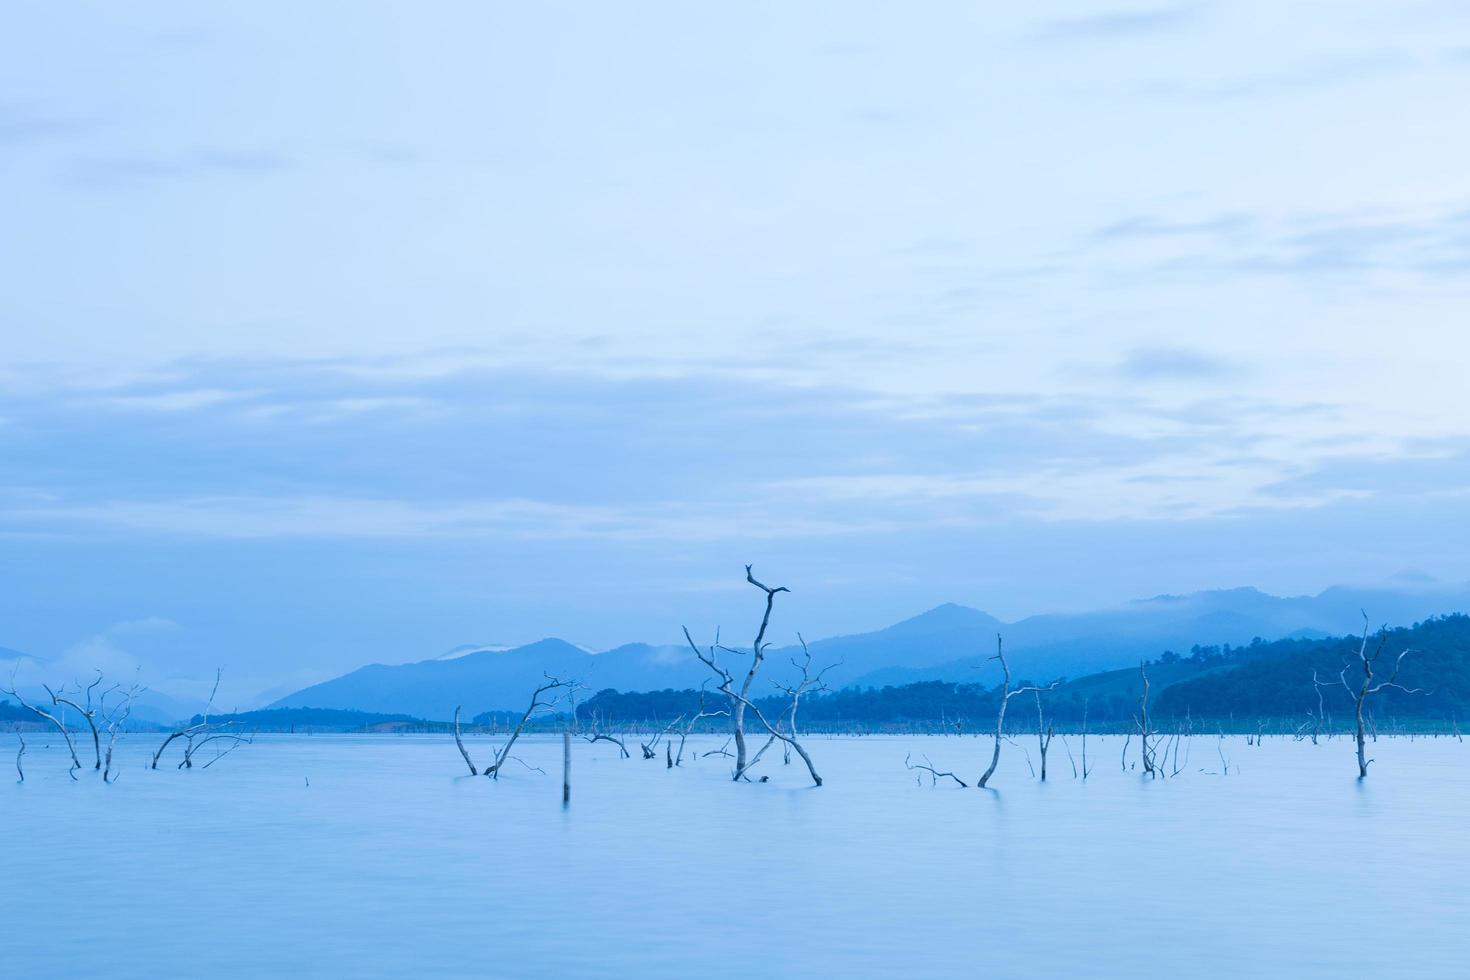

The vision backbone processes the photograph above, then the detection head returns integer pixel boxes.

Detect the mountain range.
[268,582,1470,721]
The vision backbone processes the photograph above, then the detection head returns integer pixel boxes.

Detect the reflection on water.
[4,733,1466,978]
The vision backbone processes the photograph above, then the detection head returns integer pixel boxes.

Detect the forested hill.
[576,616,1470,731]
[1155,614,1468,721]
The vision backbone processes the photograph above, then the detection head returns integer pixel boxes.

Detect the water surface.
[4,732,1465,978]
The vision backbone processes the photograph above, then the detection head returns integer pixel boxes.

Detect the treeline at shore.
[574,614,1470,735]
[8,615,1468,737]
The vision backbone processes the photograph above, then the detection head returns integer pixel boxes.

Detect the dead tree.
[1320,618,1428,778]
[1080,699,1093,779]
[721,639,832,787]
[47,673,110,770]
[1138,661,1156,776]
[3,672,83,775]
[684,565,788,780]
[153,669,249,770]
[767,634,835,769]
[14,734,24,783]
[1034,688,1054,781]
[101,680,143,783]
[484,675,570,779]
[582,728,631,759]
[453,705,478,774]
[674,687,727,765]
[976,635,1057,789]
[1308,669,1328,745]
[640,715,683,760]
[721,683,825,786]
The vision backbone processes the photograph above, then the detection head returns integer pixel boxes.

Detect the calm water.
[3,731,1466,978]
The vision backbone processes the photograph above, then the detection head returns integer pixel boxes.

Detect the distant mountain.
[268,583,1470,720]
[845,585,1470,688]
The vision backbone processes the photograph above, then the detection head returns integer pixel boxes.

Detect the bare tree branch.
[976,635,1057,789]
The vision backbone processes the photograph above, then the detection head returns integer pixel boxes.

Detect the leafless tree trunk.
[1309,669,1328,745]
[977,635,1057,789]
[1034,689,1053,782]
[47,673,109,770]
[713,639,833,787]
[563,730,571,804]
[674,688,727,765]
[1081,699,1092,779]
[1138,661,1155,776]
[453,705,478,775]
[14,734,24,783]
[684,565,789,781]
[1320,617,1428,778]
[3,674,82,774]
[100,678,143,783]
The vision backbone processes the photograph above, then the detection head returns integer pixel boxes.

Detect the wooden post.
[562,729,571,805]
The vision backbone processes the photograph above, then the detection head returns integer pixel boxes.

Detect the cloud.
[93,388,260,412]
[1118,347,1240,381]
[65,149,290,187]
[1094,214,1253,241]
[0,355,1440,541]
[0,101,87,148]
[1084,202,1470,280]
[1033,4,1201,41]
[1140,51,1414,100]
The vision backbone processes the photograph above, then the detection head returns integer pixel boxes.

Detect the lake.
[3,731,1466,978]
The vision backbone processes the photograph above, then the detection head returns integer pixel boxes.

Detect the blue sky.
[4,2,1470,699]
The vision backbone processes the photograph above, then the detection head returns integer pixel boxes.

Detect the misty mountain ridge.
[269,581,1470,721]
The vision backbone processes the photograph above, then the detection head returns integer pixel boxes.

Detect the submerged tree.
[153,669,252,770]
[977,636,1056,789]
[1034,688,1054,782]
[3,674,83,776]
[684,565,786,778]
[5,668,144,780]
[454,674,572,779]
[1318,617,1428,778]
[1137,661,1157,777]
[683,566,828,786]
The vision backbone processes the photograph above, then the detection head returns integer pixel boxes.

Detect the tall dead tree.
[976,635,1056,789]
[684,564,789,781]
[682,568,828,786]
[101,679,143,783]
[48,673,109,770]
[1319,617,1428,778]
[1138,661,1156,777]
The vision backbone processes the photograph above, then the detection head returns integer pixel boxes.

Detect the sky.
[4,2,1470,701]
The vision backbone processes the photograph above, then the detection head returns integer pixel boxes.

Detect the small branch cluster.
[153,669,252,771]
